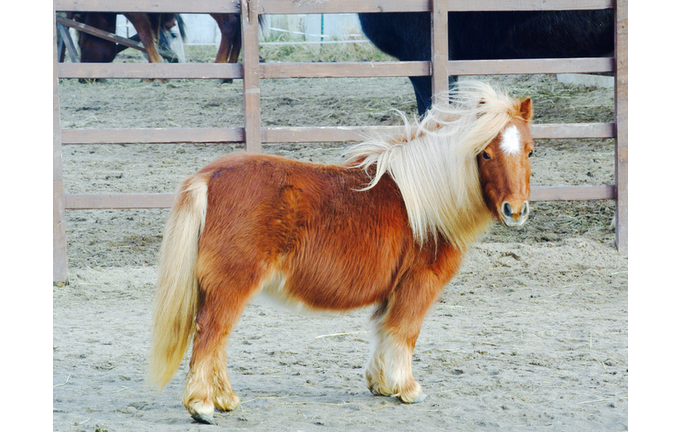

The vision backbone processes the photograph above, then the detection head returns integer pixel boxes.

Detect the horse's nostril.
[522,201,530,217]
[502,202,512,218]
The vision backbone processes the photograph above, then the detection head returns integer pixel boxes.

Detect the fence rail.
[53,0,628,283]
[63,185,617,211]
[54,0,613,13]
[58,57,614,80]
[60,123,615,145]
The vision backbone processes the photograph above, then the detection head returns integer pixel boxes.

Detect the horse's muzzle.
[500,201,529,228]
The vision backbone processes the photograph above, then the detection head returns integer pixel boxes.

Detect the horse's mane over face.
[345,82,529,249]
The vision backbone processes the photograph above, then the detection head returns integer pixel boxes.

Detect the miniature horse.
[149,83,534,424]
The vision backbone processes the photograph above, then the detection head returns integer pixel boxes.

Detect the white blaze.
[500,125,521,155]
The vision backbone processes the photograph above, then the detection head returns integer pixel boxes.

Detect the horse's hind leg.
[124,13,164,64]
[211,13,240,83]
[183,272,259,424]
[365,272,446,403]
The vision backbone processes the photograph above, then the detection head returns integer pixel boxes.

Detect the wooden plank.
[265,124,617,142]
[57,58,612,81]
[242,0,262,152]
[60,123,614,145]
[65,193,175,209]
[61,128,244,144]
[260,0,613,14]
[57,23,78,63]
[614,0,628,253]
[58,62,243,80]
[64,185,616,210]
[260,0,429,14]
[54,20,69,285]
[431,0,450,106]
[445,0,613,12]
[54,0,240,13]
[54,0,612,14]
[449,57,614,76]
[530,185,616,202]
[530,123,615,139]
[61,126,406,145]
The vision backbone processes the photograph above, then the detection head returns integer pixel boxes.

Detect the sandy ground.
[54,72,627,431]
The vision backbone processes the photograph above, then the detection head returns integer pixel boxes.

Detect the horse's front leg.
[365,270,450,403]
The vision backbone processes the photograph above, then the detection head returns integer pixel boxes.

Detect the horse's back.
[359,10,614,61]
[196,153,319,267]
[450,10,614,59]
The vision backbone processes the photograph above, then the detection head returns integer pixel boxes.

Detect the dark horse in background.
[359,10,614,115]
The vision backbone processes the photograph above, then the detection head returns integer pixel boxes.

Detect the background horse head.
[159,14,186,63]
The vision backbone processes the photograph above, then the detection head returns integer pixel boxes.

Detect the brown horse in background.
[69,12,170,64]
[66,12,242,70]
[148,83,535,424]
[210,14,241,65]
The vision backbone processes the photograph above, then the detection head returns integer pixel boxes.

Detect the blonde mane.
[345,82,526,250]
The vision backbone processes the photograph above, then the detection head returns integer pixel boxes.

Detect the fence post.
[430,0,449,106]
[54,13,69,285]
[242,0,262,152]
[615,0,628,253]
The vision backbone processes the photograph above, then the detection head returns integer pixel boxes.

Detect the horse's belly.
[258,253,394,313]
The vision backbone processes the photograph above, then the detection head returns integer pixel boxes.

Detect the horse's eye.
[482,151,491,160]
[528,150,534,158]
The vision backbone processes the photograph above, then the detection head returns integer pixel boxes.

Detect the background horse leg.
[408,76,432,117]
[408,76,459,116]
[365,267,455,403]
[211,13,241,83]
[123,13,163,64]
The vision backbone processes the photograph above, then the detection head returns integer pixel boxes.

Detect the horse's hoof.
[191,412,217,425]
[214,393,241,412]
[398,391,427,404]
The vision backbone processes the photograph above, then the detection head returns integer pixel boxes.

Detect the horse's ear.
[519,97,533,121]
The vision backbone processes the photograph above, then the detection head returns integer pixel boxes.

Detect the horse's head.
[477,97,534,229]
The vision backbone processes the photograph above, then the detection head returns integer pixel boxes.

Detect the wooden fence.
[53,0,628,283]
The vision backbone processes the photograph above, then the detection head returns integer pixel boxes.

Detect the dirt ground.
[54,69,627,431]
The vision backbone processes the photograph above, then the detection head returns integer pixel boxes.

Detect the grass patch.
[182,32,395,64]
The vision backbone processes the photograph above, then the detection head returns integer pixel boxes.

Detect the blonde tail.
[148,175,209,390]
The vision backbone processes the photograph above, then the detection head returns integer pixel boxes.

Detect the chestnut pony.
[149,83,534,424]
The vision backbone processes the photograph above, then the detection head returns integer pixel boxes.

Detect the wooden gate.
[53,0,628,283]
